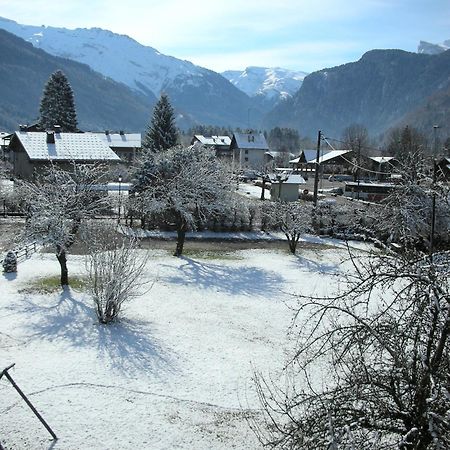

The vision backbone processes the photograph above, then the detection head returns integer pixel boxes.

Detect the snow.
[0,17,205,98]
[222,66,308,100]
[0,241,354,449]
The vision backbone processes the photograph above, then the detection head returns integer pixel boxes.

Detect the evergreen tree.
[39,70,78,132]
[142,94,178,153]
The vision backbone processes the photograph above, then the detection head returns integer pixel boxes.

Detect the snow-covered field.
[1,243,351,449]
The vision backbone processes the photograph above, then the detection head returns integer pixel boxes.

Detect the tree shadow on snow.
[291,254,340,275]
[95,318,177,377]
[13,287,176,377]
[161,257,285,298]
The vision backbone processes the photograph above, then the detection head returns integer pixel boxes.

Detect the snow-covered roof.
[193,135,231,146]
[289,149,332,164]
[90,132,141,148]
[269,173,306,185]
[301,149,352,164]
[14,131,121,161]
[232,132,268,150]
[370,156,395,164]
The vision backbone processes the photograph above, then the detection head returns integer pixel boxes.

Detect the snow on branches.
[133,143,234,256]
[19,163,110,285]
[252,248,450,449]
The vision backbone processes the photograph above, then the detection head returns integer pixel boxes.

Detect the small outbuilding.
[270,173,306,202]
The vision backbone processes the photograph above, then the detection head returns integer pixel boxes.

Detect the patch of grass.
[19,275,88,294]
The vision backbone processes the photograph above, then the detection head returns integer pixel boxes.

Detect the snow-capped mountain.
[0,16,204,98]
[0,16,257,128]
[418,39,450,55]
[222,67,308,102]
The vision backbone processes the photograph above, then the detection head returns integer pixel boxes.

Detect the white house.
[230,132,269,169]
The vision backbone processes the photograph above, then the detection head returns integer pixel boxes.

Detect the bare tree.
[82,222,150,324]
[263,201,312,254]
[19,163,108,286]
[251,240,450,449]
[342,124,371,182]
[135,144,234,256]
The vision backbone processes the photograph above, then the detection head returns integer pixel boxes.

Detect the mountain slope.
[0,29,156,132]
[0,16,260,128]
[264,49,450,138]
[222,66,307,106]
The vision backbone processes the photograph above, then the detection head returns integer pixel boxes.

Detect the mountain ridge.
[264,48,450,139]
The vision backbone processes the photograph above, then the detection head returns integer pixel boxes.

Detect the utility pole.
[313,130,322,207]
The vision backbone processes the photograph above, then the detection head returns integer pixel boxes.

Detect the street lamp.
[117,174,122,223]
[430,125,439,259]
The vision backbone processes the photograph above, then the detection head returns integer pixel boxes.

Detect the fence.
[0,241,38,267]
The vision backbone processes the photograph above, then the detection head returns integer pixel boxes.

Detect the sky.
[0,0,449,73]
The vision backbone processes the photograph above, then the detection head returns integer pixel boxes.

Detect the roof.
[269,173,306,185]
[370,156,395,164]
[91,132,141,149]
[289,149,332,164]
[232,132,268,150]
[193,135,231,146]
[298,149,352,164]
[14,132,121,161]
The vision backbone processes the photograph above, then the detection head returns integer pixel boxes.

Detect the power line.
[322,137,396,176]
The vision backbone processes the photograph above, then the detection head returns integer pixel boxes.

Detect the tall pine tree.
[142,94,178,153]
[39,70,78,132]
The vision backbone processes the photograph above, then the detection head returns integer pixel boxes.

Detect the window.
[244,157,249,162]
[244,149,249,154]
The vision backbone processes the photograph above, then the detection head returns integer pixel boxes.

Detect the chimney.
[105,130,109,135]
[119,130,124,136]
[53,125,61,133]
[46,131,55,144]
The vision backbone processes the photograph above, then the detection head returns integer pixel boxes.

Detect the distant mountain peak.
[418,39,450,55]
[222,66,308,105]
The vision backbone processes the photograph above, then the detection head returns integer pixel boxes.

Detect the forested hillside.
[0,29,155,132]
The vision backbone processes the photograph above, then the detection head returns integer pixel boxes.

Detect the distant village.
[3,123,449,205]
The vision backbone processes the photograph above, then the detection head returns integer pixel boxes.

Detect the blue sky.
[1,0,449,73]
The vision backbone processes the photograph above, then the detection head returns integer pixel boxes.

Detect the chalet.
[290,149,355,176]
[289,149,331,175]
[230,132,269,169]
[9,131,120,180]
[369,156,398,181]
[190,135,231,158]
[270,173,306,202]
[90,131,141,163]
